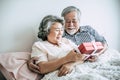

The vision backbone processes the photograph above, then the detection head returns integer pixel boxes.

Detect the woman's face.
[47,22,64,45]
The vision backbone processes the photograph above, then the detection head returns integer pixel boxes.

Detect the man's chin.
[66,30,76,35]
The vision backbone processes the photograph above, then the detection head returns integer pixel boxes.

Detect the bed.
[0,48,120,80]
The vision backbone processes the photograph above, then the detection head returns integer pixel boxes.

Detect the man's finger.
[31,57,39,61]
[58,67,67,77]
[30,63,39,70]
[27,57,40,73]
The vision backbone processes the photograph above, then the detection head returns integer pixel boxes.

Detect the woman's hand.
[65,50,85,62]
[27,57,40,74]
[58,62,74,77]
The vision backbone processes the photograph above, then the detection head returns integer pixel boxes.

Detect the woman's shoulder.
[33,41,43,45]
[62,38,74,44]
[32,41,47,48]
[62,38,69,42]
[62,38,77,49]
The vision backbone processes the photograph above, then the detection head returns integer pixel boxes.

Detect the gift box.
[78,42,104,54]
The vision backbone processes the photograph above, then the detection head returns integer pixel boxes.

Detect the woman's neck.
[47,39,59,46]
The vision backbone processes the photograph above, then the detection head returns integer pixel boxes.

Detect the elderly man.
[27,6,108,75]
[62,6,107,54]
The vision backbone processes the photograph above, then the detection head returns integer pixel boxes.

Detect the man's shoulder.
[80,25,94,32]
[80,25,93,30]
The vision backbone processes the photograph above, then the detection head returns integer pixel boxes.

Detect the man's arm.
[87,42,108,62]
[28,50,84,74]
[27,57,40,74]
[58,54,86,77]
[58,59,84,77]
[97,42,108,56]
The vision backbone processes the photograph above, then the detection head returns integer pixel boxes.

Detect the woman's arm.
[37,50,83,74]
[38,57,68,74]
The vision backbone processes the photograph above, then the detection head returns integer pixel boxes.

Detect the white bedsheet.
[42,48,120,80]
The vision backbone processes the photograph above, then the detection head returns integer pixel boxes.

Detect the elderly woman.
[30,15,85,79]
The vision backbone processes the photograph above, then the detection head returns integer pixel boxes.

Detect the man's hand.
[58,62,74,77]
[27,57,40,74]
[87,55,98,62]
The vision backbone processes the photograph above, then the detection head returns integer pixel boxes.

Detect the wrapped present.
[78,42,104,54]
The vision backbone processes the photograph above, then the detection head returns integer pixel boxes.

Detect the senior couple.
[28,6,108,80]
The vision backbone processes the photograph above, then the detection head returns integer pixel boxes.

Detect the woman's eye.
[61,28,64,31]
[55,29,60,31]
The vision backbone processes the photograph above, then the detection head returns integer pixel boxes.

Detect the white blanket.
[42,48,120,80]
[0,48,120,80]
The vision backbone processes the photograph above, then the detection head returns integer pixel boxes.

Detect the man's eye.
[72,21,77,23]
[66,20,77,23]
[66,21,70,23]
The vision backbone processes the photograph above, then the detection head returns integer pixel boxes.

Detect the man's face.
[64,11,80,35]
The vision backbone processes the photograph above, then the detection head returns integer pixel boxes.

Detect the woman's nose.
[59,30,63,35]
[70,22,73,26]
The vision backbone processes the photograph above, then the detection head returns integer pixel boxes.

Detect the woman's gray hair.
[61,6,81,20]
[38,15,63,41]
